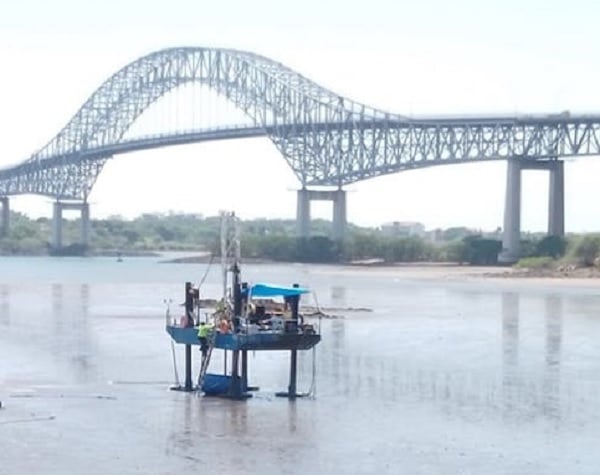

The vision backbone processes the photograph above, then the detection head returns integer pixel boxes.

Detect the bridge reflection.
[317,290,575,423]
[0,284,9,326]
[49,283,95,383]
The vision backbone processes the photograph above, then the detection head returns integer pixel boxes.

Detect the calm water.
[2,256,600,474]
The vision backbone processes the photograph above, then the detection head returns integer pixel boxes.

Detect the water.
[1,257,600,474]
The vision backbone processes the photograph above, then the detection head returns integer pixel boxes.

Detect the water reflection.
[317,291,569,423]
[543,294,562,418]
[50,283,95,382]
[545,295,562,367]
[501,292,519,367]
[165,396,197,460]
[73,283,93,381]
[165,396,310,470]
[329,318,345,391]
[501,292,520,414]
[501,292,563,420]
[52,283,64,332]
[0,284,9,325]
[229,398,249,434]
[330,286,346,306]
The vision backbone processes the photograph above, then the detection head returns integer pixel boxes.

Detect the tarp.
[247,283,309,297]
[202,373,231,395]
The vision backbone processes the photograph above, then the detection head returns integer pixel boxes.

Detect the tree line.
[0,211,598,267]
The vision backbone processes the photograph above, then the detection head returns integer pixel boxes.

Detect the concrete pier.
[548,161,565,236]
[499,159,522,263]
[80,202,90,248]
[332,188,347,242]
[296,188,347,240]
[296,189,311,238]
[52,202,63,249]
[0,197,8,237]
[52,201,90,251]
[500,159,565,263]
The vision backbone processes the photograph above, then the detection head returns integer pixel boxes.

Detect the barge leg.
[242,349,259,392]
[227,349,250,399]
[242,350,248,389]
[184,344,193,391]
[289,349,297,399]
[229,350,241,398]
[276,349,298,399]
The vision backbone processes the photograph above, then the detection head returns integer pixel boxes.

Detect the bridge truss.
[1,47,600,200]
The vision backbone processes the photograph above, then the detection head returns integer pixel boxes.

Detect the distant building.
[380,221,426,237]
[428,228,444,243]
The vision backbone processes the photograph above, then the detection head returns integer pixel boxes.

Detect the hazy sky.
[1,0,600,231]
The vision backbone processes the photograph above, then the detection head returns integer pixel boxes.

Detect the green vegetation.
[513,234,600,270]
[0,211,599,268]
[564,234,600,267]
[460,236,502,265]
[514,256,555,269]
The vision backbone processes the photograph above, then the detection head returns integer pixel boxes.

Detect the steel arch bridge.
[1,46,600,201]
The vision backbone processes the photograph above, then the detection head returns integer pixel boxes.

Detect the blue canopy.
[247,283,309,298]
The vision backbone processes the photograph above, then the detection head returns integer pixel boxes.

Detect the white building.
[380,221,426,237]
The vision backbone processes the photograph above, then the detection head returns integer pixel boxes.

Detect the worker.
[218,318,231,334]
[197,321,214,358]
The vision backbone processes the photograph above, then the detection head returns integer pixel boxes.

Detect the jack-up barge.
[165,213,321,399]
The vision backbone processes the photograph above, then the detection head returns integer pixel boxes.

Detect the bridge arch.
[12,47,402,200]
[2,47,600,203]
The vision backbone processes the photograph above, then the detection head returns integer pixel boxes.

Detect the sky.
[1,0,600,231]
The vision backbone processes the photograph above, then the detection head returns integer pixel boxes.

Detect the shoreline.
[159,254,600,286]
[339,263,600,287]
[3,251,600,285]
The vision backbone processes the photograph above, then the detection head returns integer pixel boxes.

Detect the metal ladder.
[197,329,216,390]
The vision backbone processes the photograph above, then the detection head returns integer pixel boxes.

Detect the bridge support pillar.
[296,188,347,241]
[548,161,565,237]
[0,197,8,237]
[499,159,522,264]
[52,201,91,252]
[296,189,311,238]
[80,202,90,248]
[332,189,347,241]
[500,159,566,263]
[52,202,63,250]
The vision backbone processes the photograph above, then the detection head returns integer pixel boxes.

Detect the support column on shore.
[296,189,311,238]
[499,159,522,263]
[332,189,347,242]
[80,202,90,248]
[548,160,565,237]
[0,197,8,237]
[51,200,91,251]
[52,201,63,250]
[296,188,347,241]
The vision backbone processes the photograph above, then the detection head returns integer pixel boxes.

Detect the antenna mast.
[219,211,241,304]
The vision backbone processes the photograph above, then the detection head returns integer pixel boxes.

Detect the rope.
[170,339,181,388]
[297,344,318,399]
[197,253,215,290]
[164,298,181,388]
[294,291,321,399]
[310,344,317,398]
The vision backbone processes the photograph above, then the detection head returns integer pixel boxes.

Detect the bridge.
[1,46,600,261]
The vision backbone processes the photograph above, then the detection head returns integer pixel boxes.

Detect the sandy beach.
[310,262,600,289]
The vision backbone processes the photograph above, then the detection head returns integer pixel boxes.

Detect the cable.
[170,339,181,388]
[197,253,215,290]
[164,298,181,389]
